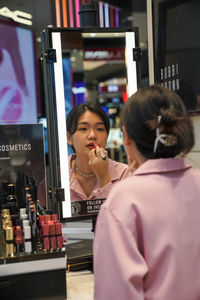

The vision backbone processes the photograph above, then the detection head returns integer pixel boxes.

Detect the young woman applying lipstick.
[67,103,130,201]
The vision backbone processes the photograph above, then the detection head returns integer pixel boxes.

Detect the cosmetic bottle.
[24,225,32,254]
[30,204,37,252]
[5,226,14,257]
[7,184,18,215]
[15,225,23,254]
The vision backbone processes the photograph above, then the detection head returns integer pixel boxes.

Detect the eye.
[96,127,105,132]
[78,127,87,131]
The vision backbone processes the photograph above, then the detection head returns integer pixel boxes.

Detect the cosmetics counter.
[0,177,67,300]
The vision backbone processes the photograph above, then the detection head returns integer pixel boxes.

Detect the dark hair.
[66,103,110,136]
[120,84,194,159]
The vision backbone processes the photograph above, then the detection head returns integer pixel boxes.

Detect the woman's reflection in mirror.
[66,103,130,202]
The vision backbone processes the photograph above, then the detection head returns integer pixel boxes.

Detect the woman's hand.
[88,145,110,187]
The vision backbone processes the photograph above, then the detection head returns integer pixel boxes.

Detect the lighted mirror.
[41,27,140,220]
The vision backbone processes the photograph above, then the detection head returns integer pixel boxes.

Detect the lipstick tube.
[39,215,45,227]
[51,214,58,222]
[55,223,63,250]
[44,215,51,222]
[42,223,50,251]
[15,225,23,254]
[49,224,56,250]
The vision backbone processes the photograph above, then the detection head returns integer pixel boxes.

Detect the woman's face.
[68,110,108,156]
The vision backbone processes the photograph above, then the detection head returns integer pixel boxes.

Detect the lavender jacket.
[69,154,130,201]
[94,158,200,300]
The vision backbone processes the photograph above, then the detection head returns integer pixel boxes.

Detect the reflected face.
[68,110,108,157]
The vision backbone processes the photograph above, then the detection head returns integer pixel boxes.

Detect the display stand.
[0,249,67,300]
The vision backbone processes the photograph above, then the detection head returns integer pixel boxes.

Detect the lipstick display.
[0,179,64,258]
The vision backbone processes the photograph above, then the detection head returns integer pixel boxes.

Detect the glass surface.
[42,28,139,219]
[152,0,200,112]
[0,20,38,124]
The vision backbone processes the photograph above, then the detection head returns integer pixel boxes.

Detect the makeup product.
[30,204,37,252]
[44,215,51,222]
[100,148,107,160]
[15,225,23,254]
[37,200,47,215]
[19,208,26,219]
[51,214,58,222]
[39,215,46,239]
[22,219,30,227]
[42,223,50,251]
[49,224,56,250]
[20,213,28,221]
[5,227,14,257]
[91,143,107,160]
[23,225,32,254]
[7,184,18,215]
[55,223,63,250]
[2,214,11,230]
[30,176,37,203]
[39,215,46,227]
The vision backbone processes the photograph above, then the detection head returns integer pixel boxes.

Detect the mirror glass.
[43,28,139,219]
[60,30,135,157]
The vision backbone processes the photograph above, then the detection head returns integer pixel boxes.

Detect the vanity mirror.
[41,27,140,220]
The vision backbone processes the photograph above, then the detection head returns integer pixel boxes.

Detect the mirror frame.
[41,27,140,221]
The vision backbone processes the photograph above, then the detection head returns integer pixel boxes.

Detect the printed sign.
[71,198,105,217]
[0,124,47,208]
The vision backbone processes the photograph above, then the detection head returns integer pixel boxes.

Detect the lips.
[87,143,98,150]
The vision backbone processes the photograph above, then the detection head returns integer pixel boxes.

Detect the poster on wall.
[0,20,38,124]
[0,124,47,208]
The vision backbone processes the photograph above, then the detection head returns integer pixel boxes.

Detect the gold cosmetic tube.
[6,227,14,257]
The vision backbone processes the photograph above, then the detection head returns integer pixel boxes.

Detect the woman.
[67,103,129,201]
[94,85,200,300]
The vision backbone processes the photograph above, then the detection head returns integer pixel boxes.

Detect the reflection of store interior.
[62,31,131,162]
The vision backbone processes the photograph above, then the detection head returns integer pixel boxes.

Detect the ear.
[122,126,132,146]
[67,132,73,146]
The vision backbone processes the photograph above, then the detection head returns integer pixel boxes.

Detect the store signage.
[0,6,32,26]
[84,48,125,61]
[71,199,105,217]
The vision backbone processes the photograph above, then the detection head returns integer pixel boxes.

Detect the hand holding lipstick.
[92,143,107,160]
[88,144,110,187]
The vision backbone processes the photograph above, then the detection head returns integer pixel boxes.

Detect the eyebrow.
[77,122,105,126]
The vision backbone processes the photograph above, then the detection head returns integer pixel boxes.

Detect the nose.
[88,128,96,141]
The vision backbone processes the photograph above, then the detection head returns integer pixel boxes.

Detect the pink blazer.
[69,154,130,201]
[94,158,200,300]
